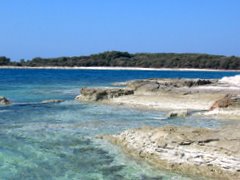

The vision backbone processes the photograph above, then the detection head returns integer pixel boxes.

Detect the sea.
[0,69,239,180]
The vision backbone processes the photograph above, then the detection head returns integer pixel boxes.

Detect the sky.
[0,0,240,60]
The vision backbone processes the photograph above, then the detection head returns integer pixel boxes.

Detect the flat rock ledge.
[125,78,216,92]
[0,96,11,105]
[99,126,240,179]
[76,78,240,119]
[75,88,134,101]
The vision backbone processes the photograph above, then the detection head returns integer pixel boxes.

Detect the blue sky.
[0,0,240,60]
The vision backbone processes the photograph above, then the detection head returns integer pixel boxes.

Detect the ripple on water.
[1,69,233,179]
[0,127,192,179]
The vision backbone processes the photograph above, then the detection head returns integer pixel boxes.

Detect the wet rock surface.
[0,96,11,105]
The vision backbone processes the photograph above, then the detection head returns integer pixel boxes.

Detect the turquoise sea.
[0,69,239,180]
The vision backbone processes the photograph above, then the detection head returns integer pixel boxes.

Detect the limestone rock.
[135,82,160,92]
[210,94,240,110]
[126,78,215,92]
[180,79,214,87]
[126,80,156,91]
[0,96,11,105]
[102,125,240,179]
[76,88,134,101]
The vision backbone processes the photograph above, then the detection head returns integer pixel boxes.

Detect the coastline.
[76,78,240,120]
[77,77,240,179]
[100,125,240,180]
[2,70,240,178]
[0,66,240,72]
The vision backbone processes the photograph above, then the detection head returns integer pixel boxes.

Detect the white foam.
[219,75,240,87]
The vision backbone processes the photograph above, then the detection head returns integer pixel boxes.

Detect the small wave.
[152,116,166,120]
[52,88,80,95]
[219,75,240,87]
[0,110,11,113]
[5,100,78,108]
[11,102,43,107]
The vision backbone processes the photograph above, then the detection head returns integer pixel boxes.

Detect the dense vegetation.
[1,51,240,69]
[0,57,11,65]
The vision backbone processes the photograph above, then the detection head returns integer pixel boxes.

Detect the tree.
[0,56,10,65]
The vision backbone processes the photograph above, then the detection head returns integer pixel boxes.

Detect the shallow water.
[0,69,238,179]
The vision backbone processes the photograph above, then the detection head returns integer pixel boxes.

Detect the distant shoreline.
[0,66,240,72]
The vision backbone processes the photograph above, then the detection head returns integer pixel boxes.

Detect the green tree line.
[1,51,240,69]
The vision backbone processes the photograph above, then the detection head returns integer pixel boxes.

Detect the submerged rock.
[41,99,65,104]
[167,110,190,118]
[75,88,134,101]
[0,96,11,105]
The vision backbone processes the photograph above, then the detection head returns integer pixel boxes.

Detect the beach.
[1,65,240,72]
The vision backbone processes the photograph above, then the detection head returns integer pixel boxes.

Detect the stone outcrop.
[77,78,217,103]
[79,77,240,178]
[134,82,160,92]
[210,94,240,110]
[76,78,240,119]
[101,125,240,179]
[126,78,215,92]
[75,88,134,101]
[41,99,65,104]
[126,80,160,91]
[0,96,11,105]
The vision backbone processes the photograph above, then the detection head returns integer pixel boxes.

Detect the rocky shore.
[76,77,240,120]
[77,76,240,179]
[75,88,134,101]
[99,125,240,179]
